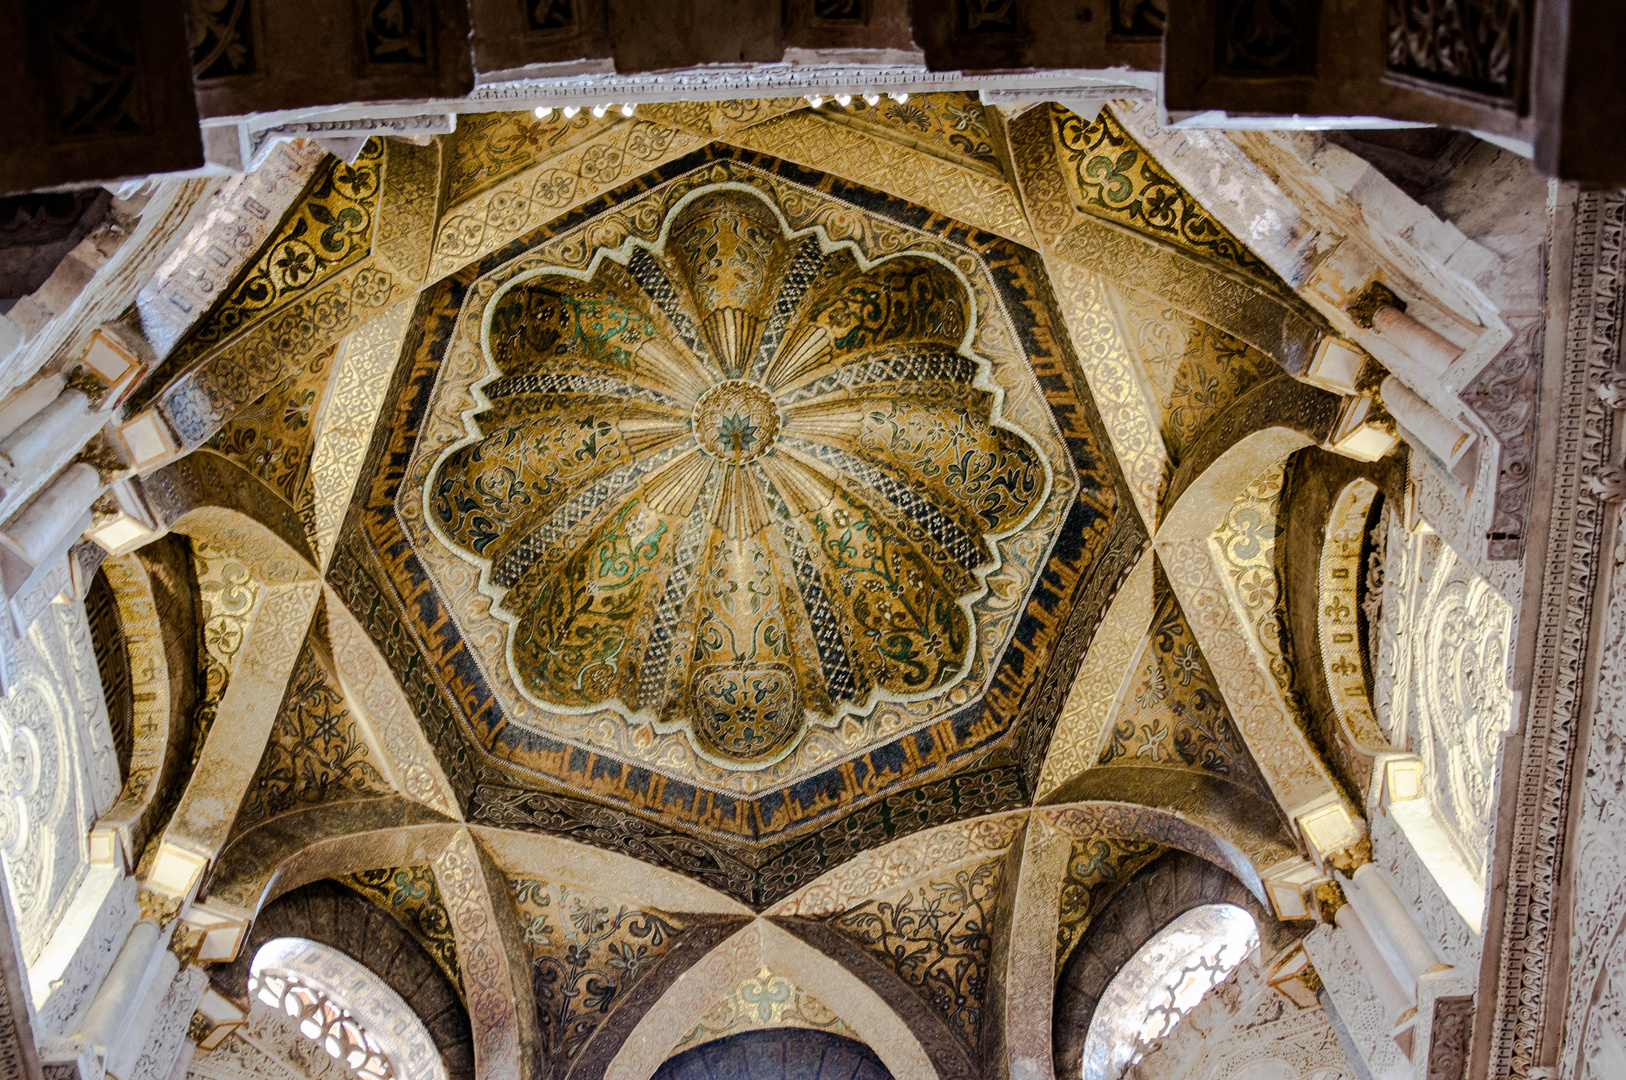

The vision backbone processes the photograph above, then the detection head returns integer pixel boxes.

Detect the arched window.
[249,938,447,1080]
[1080,903,1259,1079]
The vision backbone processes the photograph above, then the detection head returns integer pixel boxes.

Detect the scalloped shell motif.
[427,187,1054,766]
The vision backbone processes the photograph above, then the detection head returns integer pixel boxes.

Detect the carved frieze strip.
[152,139,436,450]
[126,966,209,1080]
[0,869,44,1080]
[1427,994,1475,1080]
[1488,190,1623,1078]
[428,120,707,280]
[136,141,328,358]
[1301,924,1414,1078]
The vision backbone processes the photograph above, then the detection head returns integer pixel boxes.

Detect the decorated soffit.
[1054,837,1165,977]
[1047,104,1285,301]
[205,343,337,519]
[831,850,1005,1051]
[227,624,394,842]
[418,182,1067,772]
[136,96,1349,906]
[333,143,1133,905]
[509,875,690,1068]
[1100,278,1283,466]
[1045,574,1299,868]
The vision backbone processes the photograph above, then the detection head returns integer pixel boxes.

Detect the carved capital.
[1314,880,1348,923]
[136,887,183,927]
[74,438,128,486]
[1347,281,1407,330]
[167,924,204,965]
[1324,834,1374,876]
[64,365,108,407]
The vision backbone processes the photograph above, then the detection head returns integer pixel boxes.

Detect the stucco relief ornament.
[427,186,1051,766]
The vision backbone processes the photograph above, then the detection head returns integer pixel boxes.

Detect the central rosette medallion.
[693,380,781,464]
[427,186,1052,766]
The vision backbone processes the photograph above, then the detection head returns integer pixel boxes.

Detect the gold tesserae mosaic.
[417,182,1069,772]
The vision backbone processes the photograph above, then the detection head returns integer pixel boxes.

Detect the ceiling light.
[892,92,909,104]
[563,105,579,118]
[836,94,852,107]
[863,94,880,106]
[592,104,608,118]
[534,106,553,119]
[620,103,635,117]
[807,95,824,107]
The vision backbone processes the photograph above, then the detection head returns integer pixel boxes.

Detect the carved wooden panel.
[0,0,201,193]
[1163,0,1532,143]
[192,0,473,121]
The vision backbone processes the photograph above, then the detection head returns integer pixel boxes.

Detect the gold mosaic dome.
[427,187,1049,764]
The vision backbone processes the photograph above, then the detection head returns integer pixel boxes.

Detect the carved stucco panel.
[1300,925,1410,1080]
[0,599,121,963]
[191,1000,360,1080]
[1124,955,1354,1080]
[127,964,209,1080]
[30,868,137,1041]
[1370,810,1480,974]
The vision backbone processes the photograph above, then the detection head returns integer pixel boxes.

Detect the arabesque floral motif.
[1097,589,1265,789]
[509,878,686,1065]
[427,186,1050,765]
[833,855,1003,1049]
[1051,105,1280,290]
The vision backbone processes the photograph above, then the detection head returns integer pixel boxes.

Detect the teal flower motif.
[716,412,759,453]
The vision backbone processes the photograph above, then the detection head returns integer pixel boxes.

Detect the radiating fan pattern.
[429,189,1048,764]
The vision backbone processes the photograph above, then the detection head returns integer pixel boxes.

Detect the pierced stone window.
[248,938,446,1080]
[1080,903,1259,1079]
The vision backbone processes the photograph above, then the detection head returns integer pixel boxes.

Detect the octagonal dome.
[420,181,1067,772]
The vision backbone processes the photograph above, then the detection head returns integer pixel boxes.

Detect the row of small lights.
[534,103,636,119]
[531,91,909,121]
[805,91,909,107]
